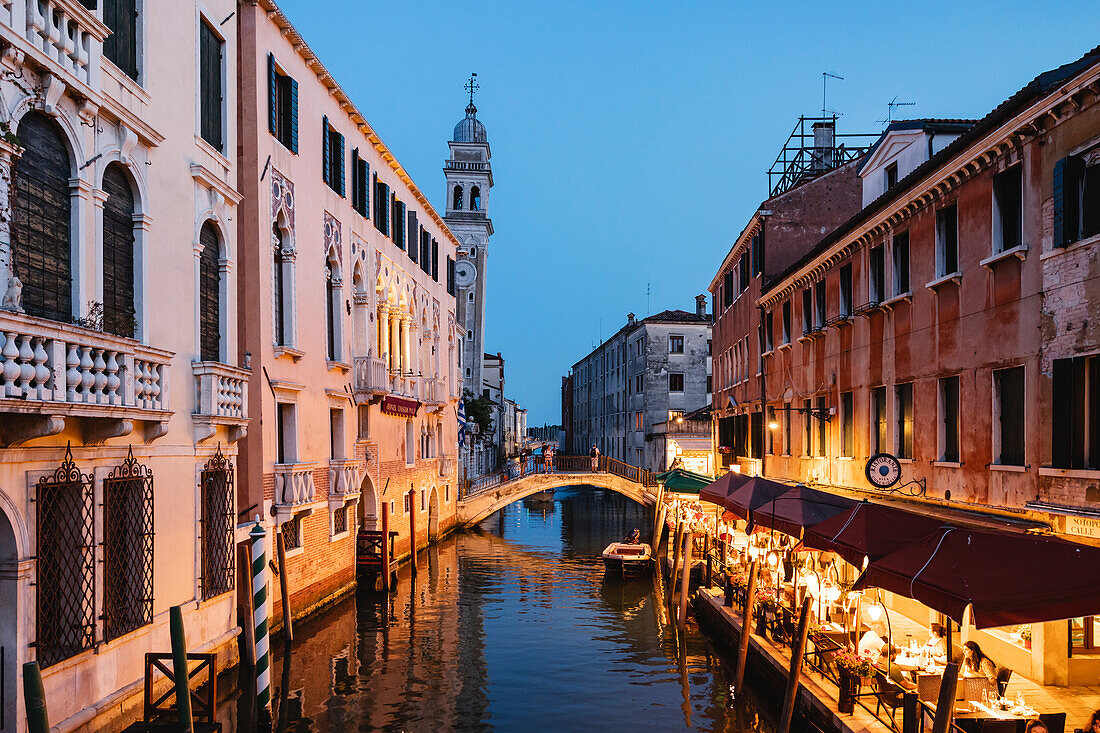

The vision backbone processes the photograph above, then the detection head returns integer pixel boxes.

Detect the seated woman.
[961,641,997,683]
[877,644,916,691]
[923,623,948,663]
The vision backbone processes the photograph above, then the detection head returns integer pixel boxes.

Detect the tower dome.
[452,102,487,143]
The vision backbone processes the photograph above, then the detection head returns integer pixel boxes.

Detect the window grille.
[35,444,95,668]
[200,447,234,601]
[102,446,154,641]
[333,506,347,535]
[283,516,301,550]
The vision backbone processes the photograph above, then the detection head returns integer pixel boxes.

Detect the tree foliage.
[463,389,494,444]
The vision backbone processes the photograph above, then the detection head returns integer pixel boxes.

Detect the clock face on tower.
[454,260,477,288]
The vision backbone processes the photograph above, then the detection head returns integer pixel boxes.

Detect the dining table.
[923,698,1040,733]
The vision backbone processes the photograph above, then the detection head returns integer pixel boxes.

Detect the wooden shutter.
[431,239,438,281]
[104,0,138,80]
[407,211,418,260]
[336,133,345,196]
[351,148,359,212]
[199,22,223,150]
[199,222,221,361]
[447,256,455,296]
[1053,156,1084,247]
[360,160,369,214]
[321,116,330,186]
[287,77,299,153]
[101,163,135,337]
[421,230,430,273]
[268,54,277,135]
[12,112,73,323]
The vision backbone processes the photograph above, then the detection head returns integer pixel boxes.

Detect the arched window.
[198,222,221,361]
[102,163,136,337]
[13,112,72,323]
[325,256,337,361]
[452,185,463,210]
[470,186,480,211]
[273,222,287,345]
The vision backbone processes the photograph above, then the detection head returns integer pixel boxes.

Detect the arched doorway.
[427,487,440,539]
[358,473,378,531]
[0,508,18,729]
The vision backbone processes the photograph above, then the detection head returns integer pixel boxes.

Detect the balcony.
[274,462,316,521]
[7,0,110,92]
[192,361,250,444]
[0,310,172,446]
[353,356,388,396]
[328,458,363,509]
[422,377,445,408]
[438,455,457,479]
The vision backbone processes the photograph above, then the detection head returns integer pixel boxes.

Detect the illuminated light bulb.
[768,421,779,431]
[868,604,883,622]
[766,550,779,568]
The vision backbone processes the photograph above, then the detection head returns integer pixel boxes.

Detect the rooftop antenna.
[821,72,843,118]
[465,72,479,105]
[877,95,916,126]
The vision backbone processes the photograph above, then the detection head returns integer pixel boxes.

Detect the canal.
[248,487,783,732]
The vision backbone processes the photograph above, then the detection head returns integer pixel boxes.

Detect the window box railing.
[328,458,363,499]
[14,0,110,90]
[0,310,171,414]
[352,356,388,396]
[274,462,316,509]
[422,377,445,406]
[192,361,249,443]
[852,301,882,318]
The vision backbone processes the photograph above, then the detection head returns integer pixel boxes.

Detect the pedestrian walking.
[542,447,552,473]
[590,444,600,472]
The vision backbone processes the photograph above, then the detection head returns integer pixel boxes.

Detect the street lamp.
[866,589,893,679]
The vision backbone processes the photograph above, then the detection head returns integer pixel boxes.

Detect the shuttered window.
[104,0,138,80]
[839,263,852,316]
[446,256,455,296]
[406,210,417,260]
[892,231,910,294]
[869,244,885,303]
[373,174,389,235]
[895,383,913,459]
[13,112,72,323]
[198,222,221,362]
[801,288,812,333]
[1052,356,1100,469]
[841,391,854,457]
[102,164,136,338]
[420,230,430,274]
[391,199,405,249]
[268,55,298,152]
[351,149,369,217]
[199,20,223,151]
[322,117,345,196]
[993,166,1022,253]
[872,386,887,454]
[431,239,438,281]
[936,204,959,276]
[1054,155,1100,247]
[940,375,959,463]
[722,271,733,308]
[738,252,749,291]
[994,366,1025,466]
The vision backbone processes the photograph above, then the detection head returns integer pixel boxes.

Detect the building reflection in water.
[260,487,777,732]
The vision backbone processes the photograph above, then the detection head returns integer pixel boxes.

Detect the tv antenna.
[877,95,916,125]
[821,72,843,118]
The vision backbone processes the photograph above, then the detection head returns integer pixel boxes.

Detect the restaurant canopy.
[801,500,948,569]
[656,468,714,494]
[853,526,1100,628]
[751,485,857,539]
[708,476,793,520]
[698,471,753,509]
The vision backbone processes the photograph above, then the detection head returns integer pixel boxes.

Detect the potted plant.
[1018,624,1032,650]
[834,650,874,713]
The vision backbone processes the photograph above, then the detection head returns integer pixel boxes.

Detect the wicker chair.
[872,670,904,730]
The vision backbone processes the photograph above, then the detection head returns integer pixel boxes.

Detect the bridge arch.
[457,473,656,527]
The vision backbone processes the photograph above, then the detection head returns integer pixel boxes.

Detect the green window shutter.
[431,239,438,281]
[1054,156,1085,247]
[407,210,418,260]
[362,161,370,215]
[267,53,277,135]
[336,133,345,197]
[288,78,299,153]
[351,148,359,212]
[321,116,330,185]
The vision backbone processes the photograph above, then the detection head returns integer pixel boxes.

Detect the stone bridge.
[456,458,658,527]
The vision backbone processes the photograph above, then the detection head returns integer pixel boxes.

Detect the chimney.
[695,295,706,318]
[811,121,836,172]
[627,313,636,326]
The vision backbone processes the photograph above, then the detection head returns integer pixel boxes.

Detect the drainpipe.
[759,303,768,477]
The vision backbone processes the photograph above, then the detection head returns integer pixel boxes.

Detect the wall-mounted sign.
[865,453,902,489]
[381,395,420,418]
[1065,515,1100,539]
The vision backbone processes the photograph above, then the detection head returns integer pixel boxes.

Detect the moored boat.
[601,542,653,577]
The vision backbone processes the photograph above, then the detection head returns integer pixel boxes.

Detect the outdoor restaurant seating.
[995,666,1013,698]
[1037,711,1066,733]
[872,670,905,728]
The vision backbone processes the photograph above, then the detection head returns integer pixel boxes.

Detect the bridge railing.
[458,454,656,500]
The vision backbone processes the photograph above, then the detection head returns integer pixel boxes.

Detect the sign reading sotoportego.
[1065,515,1100,539]
[381,395,420,418]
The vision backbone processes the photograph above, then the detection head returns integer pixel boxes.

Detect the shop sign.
[1065,515,1100,539]
[381,395,420,417]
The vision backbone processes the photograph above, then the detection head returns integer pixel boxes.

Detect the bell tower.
[445,73,493,400]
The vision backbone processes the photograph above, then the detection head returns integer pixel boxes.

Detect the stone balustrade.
[12,0,109,88]
[352,356,388,396]
[0,310,171,414]
[192,361,249,443]
[439,455,457,478]
[274,462,316,507]
[422,377,444,406]
[328,458,363,498]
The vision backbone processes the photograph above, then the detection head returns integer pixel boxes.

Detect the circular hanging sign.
[865,453,902,489]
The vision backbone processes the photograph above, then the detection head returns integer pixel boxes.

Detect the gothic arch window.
[470,186,480,211]
[325,251,341,362]
[273,221,288,345]
[452,185,463,211]
[102,163,136,337]
[13,112,72,323]
[198,222,221,361]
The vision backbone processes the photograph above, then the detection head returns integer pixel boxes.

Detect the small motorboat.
[602,541,653,577]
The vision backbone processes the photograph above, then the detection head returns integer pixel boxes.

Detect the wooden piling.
[734,561,759,692]
[930,663,959,733]
[704,533,712,587]
[23,662,49,733]
[677,531,694,626]
[381,501,392,592]
[652,483,665,541]
[169,605,194,733]
[670,520,683,589]
[654,504,667,555]
[275,529,293,642]
[778,597,813,733]
[408,488,418,578]
[237,544,256,668]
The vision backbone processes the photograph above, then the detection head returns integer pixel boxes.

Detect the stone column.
[389,310,401,374]
[0,139,24,311]
[400,316,411,375]
[378,305,390,366]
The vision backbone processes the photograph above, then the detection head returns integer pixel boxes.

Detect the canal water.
[250,487,783,732]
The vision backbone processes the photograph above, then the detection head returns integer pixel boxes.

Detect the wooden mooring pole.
[777,597,812,733]
[733,561,759,692]
[930,662,960,733]
[169,605,194,733]
[381,501,392,592]
[276,529,293,642]
[408,487,418,579]
[677,531,694,627]
[22,662,48,733]
[670,520,683,590]
[237,543,256,668]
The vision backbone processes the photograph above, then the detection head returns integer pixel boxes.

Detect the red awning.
[752,485,857,539]
[801,500,948,569]
[699,471,753,510]
[852,526,1100,628]
[710,476,793,519]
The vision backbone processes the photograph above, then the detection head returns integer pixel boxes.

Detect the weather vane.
[465,72,479,105]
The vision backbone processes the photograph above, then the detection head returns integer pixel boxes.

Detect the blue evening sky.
[277,0,1099,426]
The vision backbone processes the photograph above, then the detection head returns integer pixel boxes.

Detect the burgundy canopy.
[715,476,793,520]
[751,485,857,539]
[801,500,948,569]
[699,471,753,510]
[852,526,1100,628]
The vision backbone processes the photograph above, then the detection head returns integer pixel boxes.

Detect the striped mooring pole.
[249,518,271,714]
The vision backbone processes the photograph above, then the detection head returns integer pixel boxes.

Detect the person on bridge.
[590,444,600,472]
[544,447,554,473]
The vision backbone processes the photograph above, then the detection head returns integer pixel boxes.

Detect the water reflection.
[258,487,778,732]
